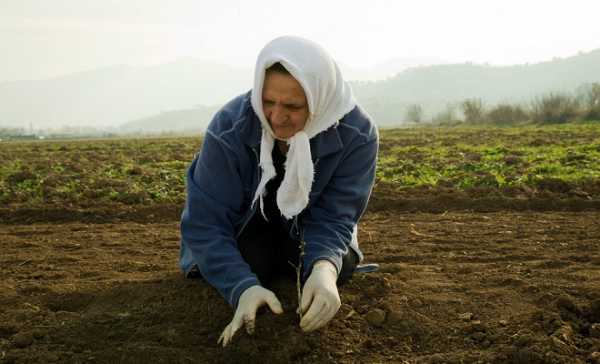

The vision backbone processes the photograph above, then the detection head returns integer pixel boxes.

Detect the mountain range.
[1,50,599,132]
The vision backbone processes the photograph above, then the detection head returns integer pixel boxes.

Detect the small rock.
[362,338,375,349]
[555,295,580,314]
[0,324,18,338]
[381,277,392,290]
[590,323,600,338]
[499,319,508,326]
[31,329,45,339]
[12,331,34,348]
[589,300,600,323]
[158,329,178,345]
[45,352,60,362]
[0,338,10,349]
[459,312,474,321]
[398,295,409,304]
[570,188,591,199]
[365,308,386,327]
[288,333,310,357]
[552,323,574,344]
[2,351,19,364]
[472,332,487,342]
[464,320,485,334]
[425,353,446,364]
[511,348,544,363]
[550,336,575,356]
[344,309,357,320]
[513,332,534,347]
[588,352,600,364]
[386,309,403,325]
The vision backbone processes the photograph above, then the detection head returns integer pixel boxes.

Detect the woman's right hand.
[218,285,283,347]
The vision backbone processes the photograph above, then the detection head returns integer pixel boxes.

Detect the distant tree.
[0,127,26,137]
[581,83,600,120]
[461,99,484,123]
[532,93,580,124]
[405,104,423,123]
[486,104,529,124]
[432,103,458,124]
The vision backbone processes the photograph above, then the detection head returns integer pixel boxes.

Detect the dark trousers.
[237,212,358,287]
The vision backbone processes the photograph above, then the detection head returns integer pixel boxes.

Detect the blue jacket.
[179,91,378,308]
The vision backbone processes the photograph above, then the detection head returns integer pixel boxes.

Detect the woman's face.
[262,71,309,140]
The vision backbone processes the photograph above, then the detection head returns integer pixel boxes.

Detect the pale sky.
[2,0,600,82]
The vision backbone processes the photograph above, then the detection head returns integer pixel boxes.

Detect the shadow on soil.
[1,271,399,364]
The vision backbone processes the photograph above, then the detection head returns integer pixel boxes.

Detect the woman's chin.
[273,131,294,140]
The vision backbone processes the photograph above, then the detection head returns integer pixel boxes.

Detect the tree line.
[404,82,600,125]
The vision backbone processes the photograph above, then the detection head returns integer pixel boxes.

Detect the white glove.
[218,285,283,347]
[299,260,341,332]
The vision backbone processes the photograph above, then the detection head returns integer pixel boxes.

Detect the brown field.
[2,202,600,363]
[1,127,600,363]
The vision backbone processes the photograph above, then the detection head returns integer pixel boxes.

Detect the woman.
[179,36,378,347]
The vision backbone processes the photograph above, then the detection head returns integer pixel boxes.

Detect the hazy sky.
[2,0,600,82]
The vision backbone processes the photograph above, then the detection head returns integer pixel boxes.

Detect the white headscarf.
[250,36,356,219]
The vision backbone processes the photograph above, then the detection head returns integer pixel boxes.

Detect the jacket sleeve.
[180,126,260,308]
[301,127,379,278]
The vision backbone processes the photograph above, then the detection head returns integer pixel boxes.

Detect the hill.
[0,59,251,129]
[119,105,219,134]
[355,49,600,125]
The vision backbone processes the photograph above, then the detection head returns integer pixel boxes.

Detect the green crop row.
[1,123,599,208]
[0,138,200,206]
[376,124,600,192]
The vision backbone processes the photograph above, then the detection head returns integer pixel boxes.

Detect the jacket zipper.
[288,157,318,240]
[292,216,300,239]
[235,146,260,239]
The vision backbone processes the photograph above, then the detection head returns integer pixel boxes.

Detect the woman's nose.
[268,105,287,124]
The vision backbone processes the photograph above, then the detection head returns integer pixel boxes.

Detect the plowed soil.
[2,203,600,363]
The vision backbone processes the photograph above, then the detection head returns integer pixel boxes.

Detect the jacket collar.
[244,110,262,148]
[309,124,344,160]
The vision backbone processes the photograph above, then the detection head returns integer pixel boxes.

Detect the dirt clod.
[386,309,404,325]
[2,351,19,364]
[552,323,574,344]
[11,332,33,348]
[0,324,18,339]
[459,312,474,321]
[589,300,600,323]
[510,347,546,364]
[365,308,386,327]
[464,320,486,334]
[555,295,580,314]
[551,336,576,355]
[589,351,600,364]
[471,331,486,342]
[590,323,600,338]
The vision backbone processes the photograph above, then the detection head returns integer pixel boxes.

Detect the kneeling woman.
[179,36,379,346]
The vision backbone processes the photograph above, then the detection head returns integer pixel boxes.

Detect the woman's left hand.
[299,260,341,332]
